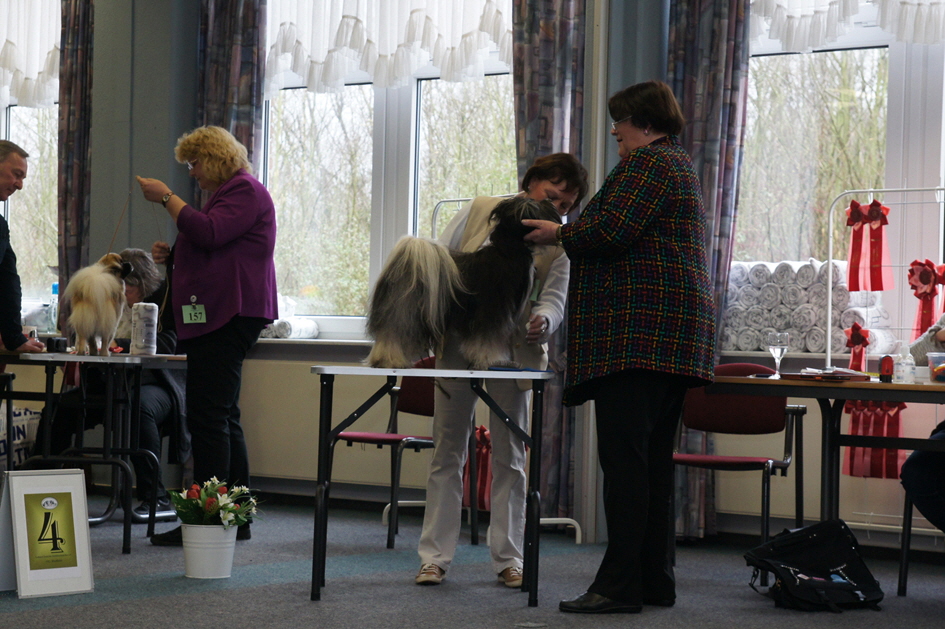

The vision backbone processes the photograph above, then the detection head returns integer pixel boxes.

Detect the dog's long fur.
[62,253,130,356]
[366,196,561,369]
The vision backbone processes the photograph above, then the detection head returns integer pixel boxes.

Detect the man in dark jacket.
[0,140,45,353]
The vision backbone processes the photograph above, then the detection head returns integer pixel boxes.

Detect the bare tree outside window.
[736,48,888,262]
[6,105,59,302]
[266,86,374,316]
[416,75,517,238]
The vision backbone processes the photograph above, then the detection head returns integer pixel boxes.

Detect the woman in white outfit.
[416,153,588,587]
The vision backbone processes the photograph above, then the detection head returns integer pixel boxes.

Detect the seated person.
[902,316,945,533]
[34,248,189,518]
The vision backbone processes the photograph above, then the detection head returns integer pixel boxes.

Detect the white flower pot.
[181,523,238,579]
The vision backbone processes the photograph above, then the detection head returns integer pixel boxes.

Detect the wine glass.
[767,332,790,378]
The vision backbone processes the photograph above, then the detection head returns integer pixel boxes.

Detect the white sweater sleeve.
[530,251,570,341]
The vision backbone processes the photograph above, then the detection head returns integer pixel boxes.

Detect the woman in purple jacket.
[137,126,278,545]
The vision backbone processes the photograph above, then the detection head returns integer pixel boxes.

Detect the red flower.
[205,497,218,512]
[186,485,200,499]
[217,486,228,495]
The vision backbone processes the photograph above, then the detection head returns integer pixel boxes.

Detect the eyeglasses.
[186,160,198,171]
[611,116,632,131]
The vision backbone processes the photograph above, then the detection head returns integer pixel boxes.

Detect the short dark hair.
[0,140,29,163]
[608,81,686,137]
[521,153,590,208]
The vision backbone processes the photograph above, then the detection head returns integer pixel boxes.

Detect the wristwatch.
[161,192,174,207]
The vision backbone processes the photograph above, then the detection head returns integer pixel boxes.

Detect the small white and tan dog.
[62,252,132,356]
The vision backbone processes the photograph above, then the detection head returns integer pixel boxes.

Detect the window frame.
[262,57,512,340]
[739,21,945,355]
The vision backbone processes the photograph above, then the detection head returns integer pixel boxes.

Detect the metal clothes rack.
[825,186,945,367]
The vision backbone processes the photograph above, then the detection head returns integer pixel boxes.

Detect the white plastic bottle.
[895,346,915,384]
[47,282,59,333]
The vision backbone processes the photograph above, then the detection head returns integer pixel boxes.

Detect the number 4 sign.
[0,470,93,597]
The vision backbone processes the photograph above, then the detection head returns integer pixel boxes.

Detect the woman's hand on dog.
[522,219,560,246]
[525,314,549,344]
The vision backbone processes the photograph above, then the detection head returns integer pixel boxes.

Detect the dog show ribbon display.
[842,400,907,479]
[845,322,870,372]
[908,259,945,341]
[846,199,893,292]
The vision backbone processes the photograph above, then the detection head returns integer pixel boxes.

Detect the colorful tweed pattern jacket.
[560,135,715,406]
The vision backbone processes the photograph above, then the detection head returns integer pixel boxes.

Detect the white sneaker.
[498,566,524,588]
[416,563,445,585]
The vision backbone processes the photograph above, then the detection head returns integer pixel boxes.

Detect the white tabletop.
[311,365,554,380]
[19,352,187,368]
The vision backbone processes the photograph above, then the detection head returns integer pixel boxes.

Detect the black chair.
[899,494,914,596]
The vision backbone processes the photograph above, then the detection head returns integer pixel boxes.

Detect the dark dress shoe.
[150,525,183,546]
[559,592,642,614]
[643,597,675,607]
[237,522,251,540]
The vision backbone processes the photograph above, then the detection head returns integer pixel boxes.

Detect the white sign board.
[0,469,93,597]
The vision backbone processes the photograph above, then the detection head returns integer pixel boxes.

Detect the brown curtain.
[57,0,95,287]
[513,0,586,519]
[194,0,266,206]
[668,0,751,539]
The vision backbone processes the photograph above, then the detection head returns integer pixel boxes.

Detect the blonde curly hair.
[174,126,250,186]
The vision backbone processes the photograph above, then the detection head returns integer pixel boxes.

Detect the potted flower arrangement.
[169,477,258,579]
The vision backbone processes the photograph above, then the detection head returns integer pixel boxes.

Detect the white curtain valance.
[0,0,60,108]
[751,0,945,52]
[265,0,512,95]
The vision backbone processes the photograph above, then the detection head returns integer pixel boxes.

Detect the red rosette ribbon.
[842,400,907,479]
[908,259,945,340]
[844,322,870,372]
[846,199,893,291]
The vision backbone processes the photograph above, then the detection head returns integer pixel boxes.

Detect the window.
[736,47,889,262]
[728,5,945,356]
[415,74,517,238]
[265,86,373,317]
[4,105,58,304]
[264,70,516,322]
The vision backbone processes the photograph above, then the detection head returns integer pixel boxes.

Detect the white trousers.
[417,344,529,575]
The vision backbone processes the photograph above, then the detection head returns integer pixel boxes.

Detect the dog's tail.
[366,236,463,368]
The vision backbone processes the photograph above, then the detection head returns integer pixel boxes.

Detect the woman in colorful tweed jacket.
[525,80,715,615]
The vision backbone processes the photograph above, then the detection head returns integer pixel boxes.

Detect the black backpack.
[744,519,884,612]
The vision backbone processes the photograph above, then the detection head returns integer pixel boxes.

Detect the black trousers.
[900,427,945,533]
[179,316,265,488]
[586,369,688,604]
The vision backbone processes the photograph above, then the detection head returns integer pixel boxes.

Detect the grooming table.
[309,365,553,607]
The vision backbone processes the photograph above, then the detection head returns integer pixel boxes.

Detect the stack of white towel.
[722,259,896,354]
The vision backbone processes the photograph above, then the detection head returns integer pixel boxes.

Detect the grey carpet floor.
[1,494,944,629]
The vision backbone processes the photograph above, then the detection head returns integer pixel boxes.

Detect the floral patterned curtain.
[196,0,267,205]
[668,0,751,538]
[58,0,94,285]
[513,0,585,520]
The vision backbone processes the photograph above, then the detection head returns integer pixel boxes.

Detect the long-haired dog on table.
[366,196,561,369]
[61,252,133,356]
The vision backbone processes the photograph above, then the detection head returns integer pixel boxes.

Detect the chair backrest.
[396,355,436,417]
[682,363,787,435]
